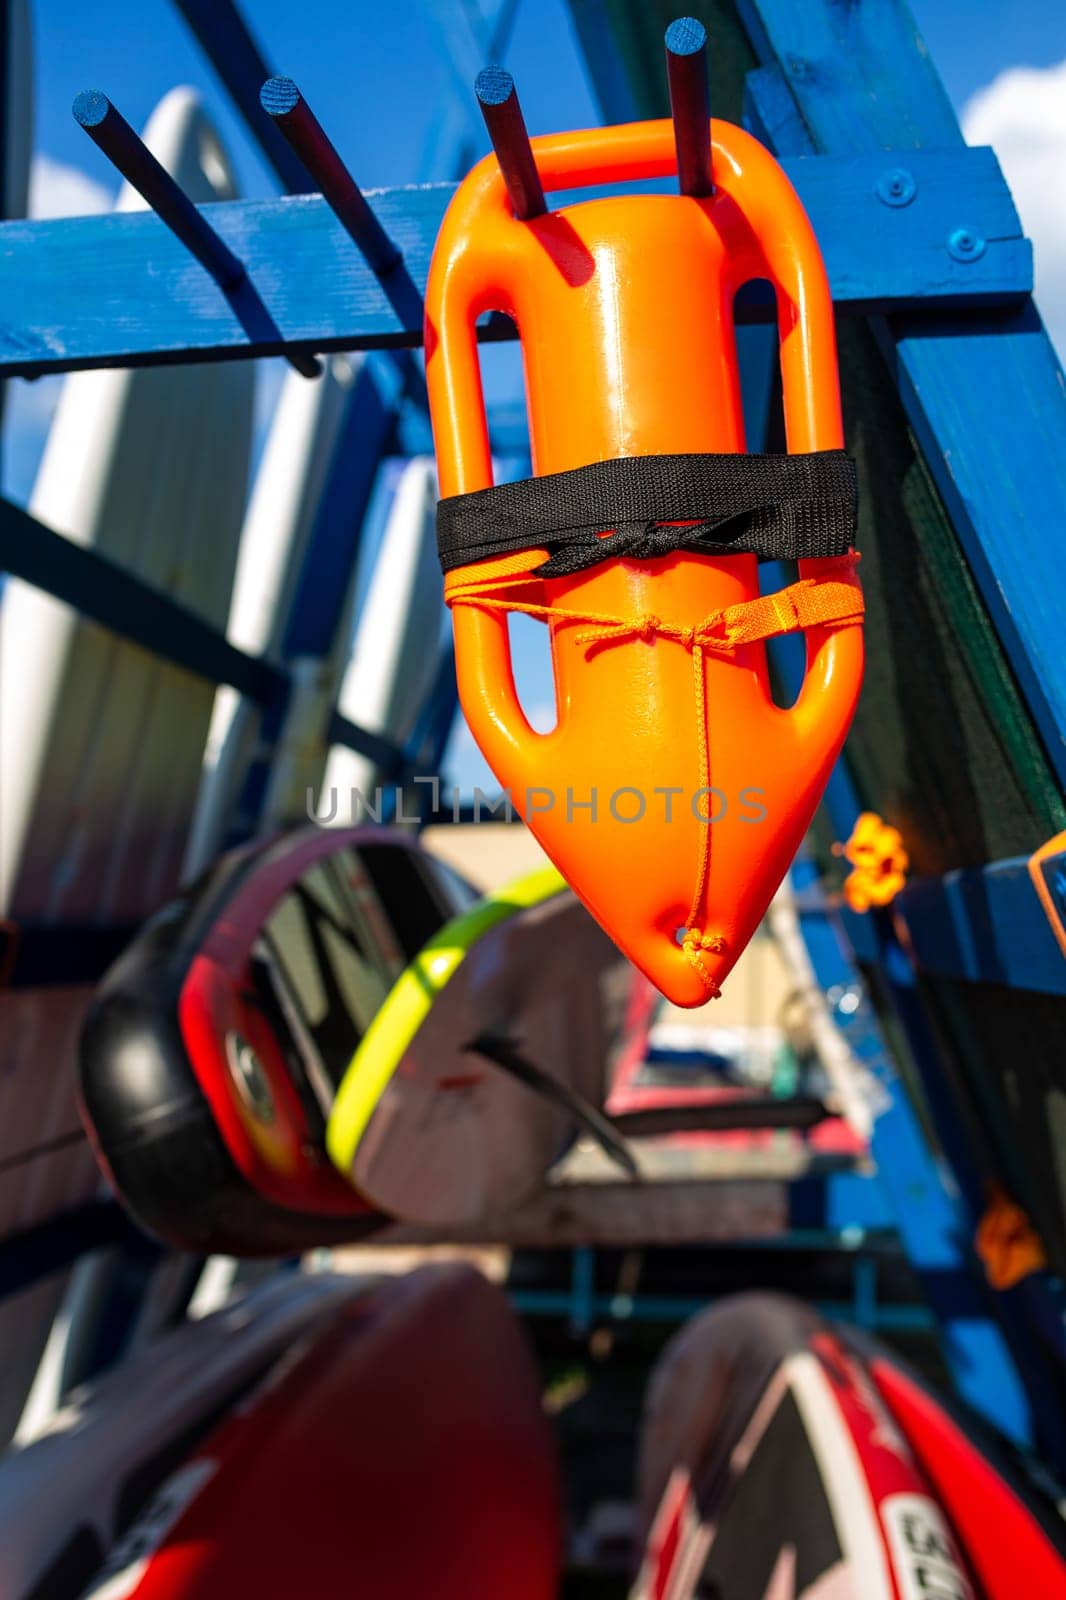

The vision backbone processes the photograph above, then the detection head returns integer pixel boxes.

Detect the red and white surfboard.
[633,1293,1064,1599]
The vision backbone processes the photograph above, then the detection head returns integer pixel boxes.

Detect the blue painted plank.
[896,854,1066,995]
[742,62,811,156]
[879,308,1066,785]
[742,0,1066,788]
[737,0,960,150]
[0,148,1028,375]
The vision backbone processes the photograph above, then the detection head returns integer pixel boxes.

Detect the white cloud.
[962,58,1066,357]
[29,153,113,219]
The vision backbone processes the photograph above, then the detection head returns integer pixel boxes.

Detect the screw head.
[876,167,917,207]
[948,226,987,262]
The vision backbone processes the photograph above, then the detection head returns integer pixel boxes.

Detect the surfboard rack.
[474,68,546,221]
[260,76,426,337]
[261,77,399,278]
[664,16,714,198]
[258,75,427,407]
[73,88,321,378]
[1,0,1065,1507]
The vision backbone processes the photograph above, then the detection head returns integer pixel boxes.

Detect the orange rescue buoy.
[425,91,863,1007]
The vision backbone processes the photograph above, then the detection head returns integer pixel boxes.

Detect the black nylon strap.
[437,451,857,578]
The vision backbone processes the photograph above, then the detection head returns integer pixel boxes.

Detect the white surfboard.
[183,356,356,878]
[0,86,254,923]
[0,89,253,1445]
[0,1271,370,1600]
[318,457,447,823]
[338,885,635,1226]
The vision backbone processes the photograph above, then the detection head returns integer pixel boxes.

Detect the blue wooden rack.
[0,0,1063,1473]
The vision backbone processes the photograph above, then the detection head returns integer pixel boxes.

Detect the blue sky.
[12,1,1066,793]
[26,0,1066,196]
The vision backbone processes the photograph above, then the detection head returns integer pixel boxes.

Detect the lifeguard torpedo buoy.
[425,60,863,1007]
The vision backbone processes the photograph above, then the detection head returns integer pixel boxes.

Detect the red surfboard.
[77,1264,559,1600]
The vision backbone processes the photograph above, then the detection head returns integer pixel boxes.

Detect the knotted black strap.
[437,451,857,578]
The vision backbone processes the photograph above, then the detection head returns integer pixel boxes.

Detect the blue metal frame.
[0,495,281,705]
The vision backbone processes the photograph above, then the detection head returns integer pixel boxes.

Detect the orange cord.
[444,555,864,658]
[446,555,863,998]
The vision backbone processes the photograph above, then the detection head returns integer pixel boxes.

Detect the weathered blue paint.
[74,89,246,289]
[896,854,1066,995]
[74,88,320,379]
[260,77,406,284]
[742,0,1066,789]
[0,146,1028,376]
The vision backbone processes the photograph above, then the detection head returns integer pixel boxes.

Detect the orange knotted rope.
[445,554,863,995]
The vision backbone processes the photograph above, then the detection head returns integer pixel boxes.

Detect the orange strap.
[445,554,864,656]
